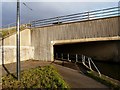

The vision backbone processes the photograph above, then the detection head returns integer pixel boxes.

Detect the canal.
[54,53,120,81]
[93,61,120,81]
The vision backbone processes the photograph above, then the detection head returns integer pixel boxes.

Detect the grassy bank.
[1,25,27,38]
[86,71,120,89]
[2,65,69,89]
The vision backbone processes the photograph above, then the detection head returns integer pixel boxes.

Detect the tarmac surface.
[1,60,109,89]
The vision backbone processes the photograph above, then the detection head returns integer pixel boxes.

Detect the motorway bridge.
[0,6,120,64]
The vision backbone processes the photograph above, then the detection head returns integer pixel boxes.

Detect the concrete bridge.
[0,7,120,64]
[31,16,120,62]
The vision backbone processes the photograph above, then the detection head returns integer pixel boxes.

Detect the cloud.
[1,2,118,26]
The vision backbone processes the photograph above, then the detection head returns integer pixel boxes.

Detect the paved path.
[1,60,50,76]
[53,63,108,88]
[1,60,109,88]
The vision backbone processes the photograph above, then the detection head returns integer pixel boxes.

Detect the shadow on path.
[52,59,89,75]
[2,64,17,79]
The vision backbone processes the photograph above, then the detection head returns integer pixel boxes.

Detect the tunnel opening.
[54,40,120,62]
[53,40,120,81]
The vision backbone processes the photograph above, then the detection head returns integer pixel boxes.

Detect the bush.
[2,65,70,89]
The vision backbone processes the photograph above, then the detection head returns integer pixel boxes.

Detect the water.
[94,61,120,81]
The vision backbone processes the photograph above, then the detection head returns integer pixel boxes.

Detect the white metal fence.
[55,53,101,76]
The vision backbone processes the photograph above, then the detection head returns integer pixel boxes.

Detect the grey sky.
[1,1,119,27]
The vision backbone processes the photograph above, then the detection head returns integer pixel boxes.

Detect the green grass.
[1,25,27,38]
[2,65,70,89]
[86,71,120,89]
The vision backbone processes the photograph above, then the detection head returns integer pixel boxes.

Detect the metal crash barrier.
[31,6,120,28]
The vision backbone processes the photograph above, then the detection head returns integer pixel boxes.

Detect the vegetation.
[1,24,28,38]
[2,27,16,37]
[2,65,69,89]
[86,71,120,89]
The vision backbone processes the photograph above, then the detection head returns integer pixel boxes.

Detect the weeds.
[1,25,26,38]
[86,71,120,89]
[2,65,69,89]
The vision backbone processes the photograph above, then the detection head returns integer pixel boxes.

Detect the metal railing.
[31,6,120,28]
[82,55,101,76]
[55,53,101,76]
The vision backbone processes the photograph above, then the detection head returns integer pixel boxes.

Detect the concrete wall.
[31,16,120,61]
[2,29,31,46]
[0,46,34,65]
[0,17,119,64]
[0,29,33,65]
[0,38,1,65]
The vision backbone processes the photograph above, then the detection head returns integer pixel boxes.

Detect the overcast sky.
[1,0,120,27]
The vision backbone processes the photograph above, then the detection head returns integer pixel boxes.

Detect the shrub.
[2,65,70,89]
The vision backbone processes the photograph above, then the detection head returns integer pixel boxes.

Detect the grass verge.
[2,65,70,89]
[86,71,120,89]
[1,25,26,38]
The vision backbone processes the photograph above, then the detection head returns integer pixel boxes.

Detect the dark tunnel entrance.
[54,40,120,62]
[53,40,120,81]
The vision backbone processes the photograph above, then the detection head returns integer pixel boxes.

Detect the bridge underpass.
[53,39,120,81]
[53,40,120,63]
[1,7,120,64]
[1,6,120,86]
